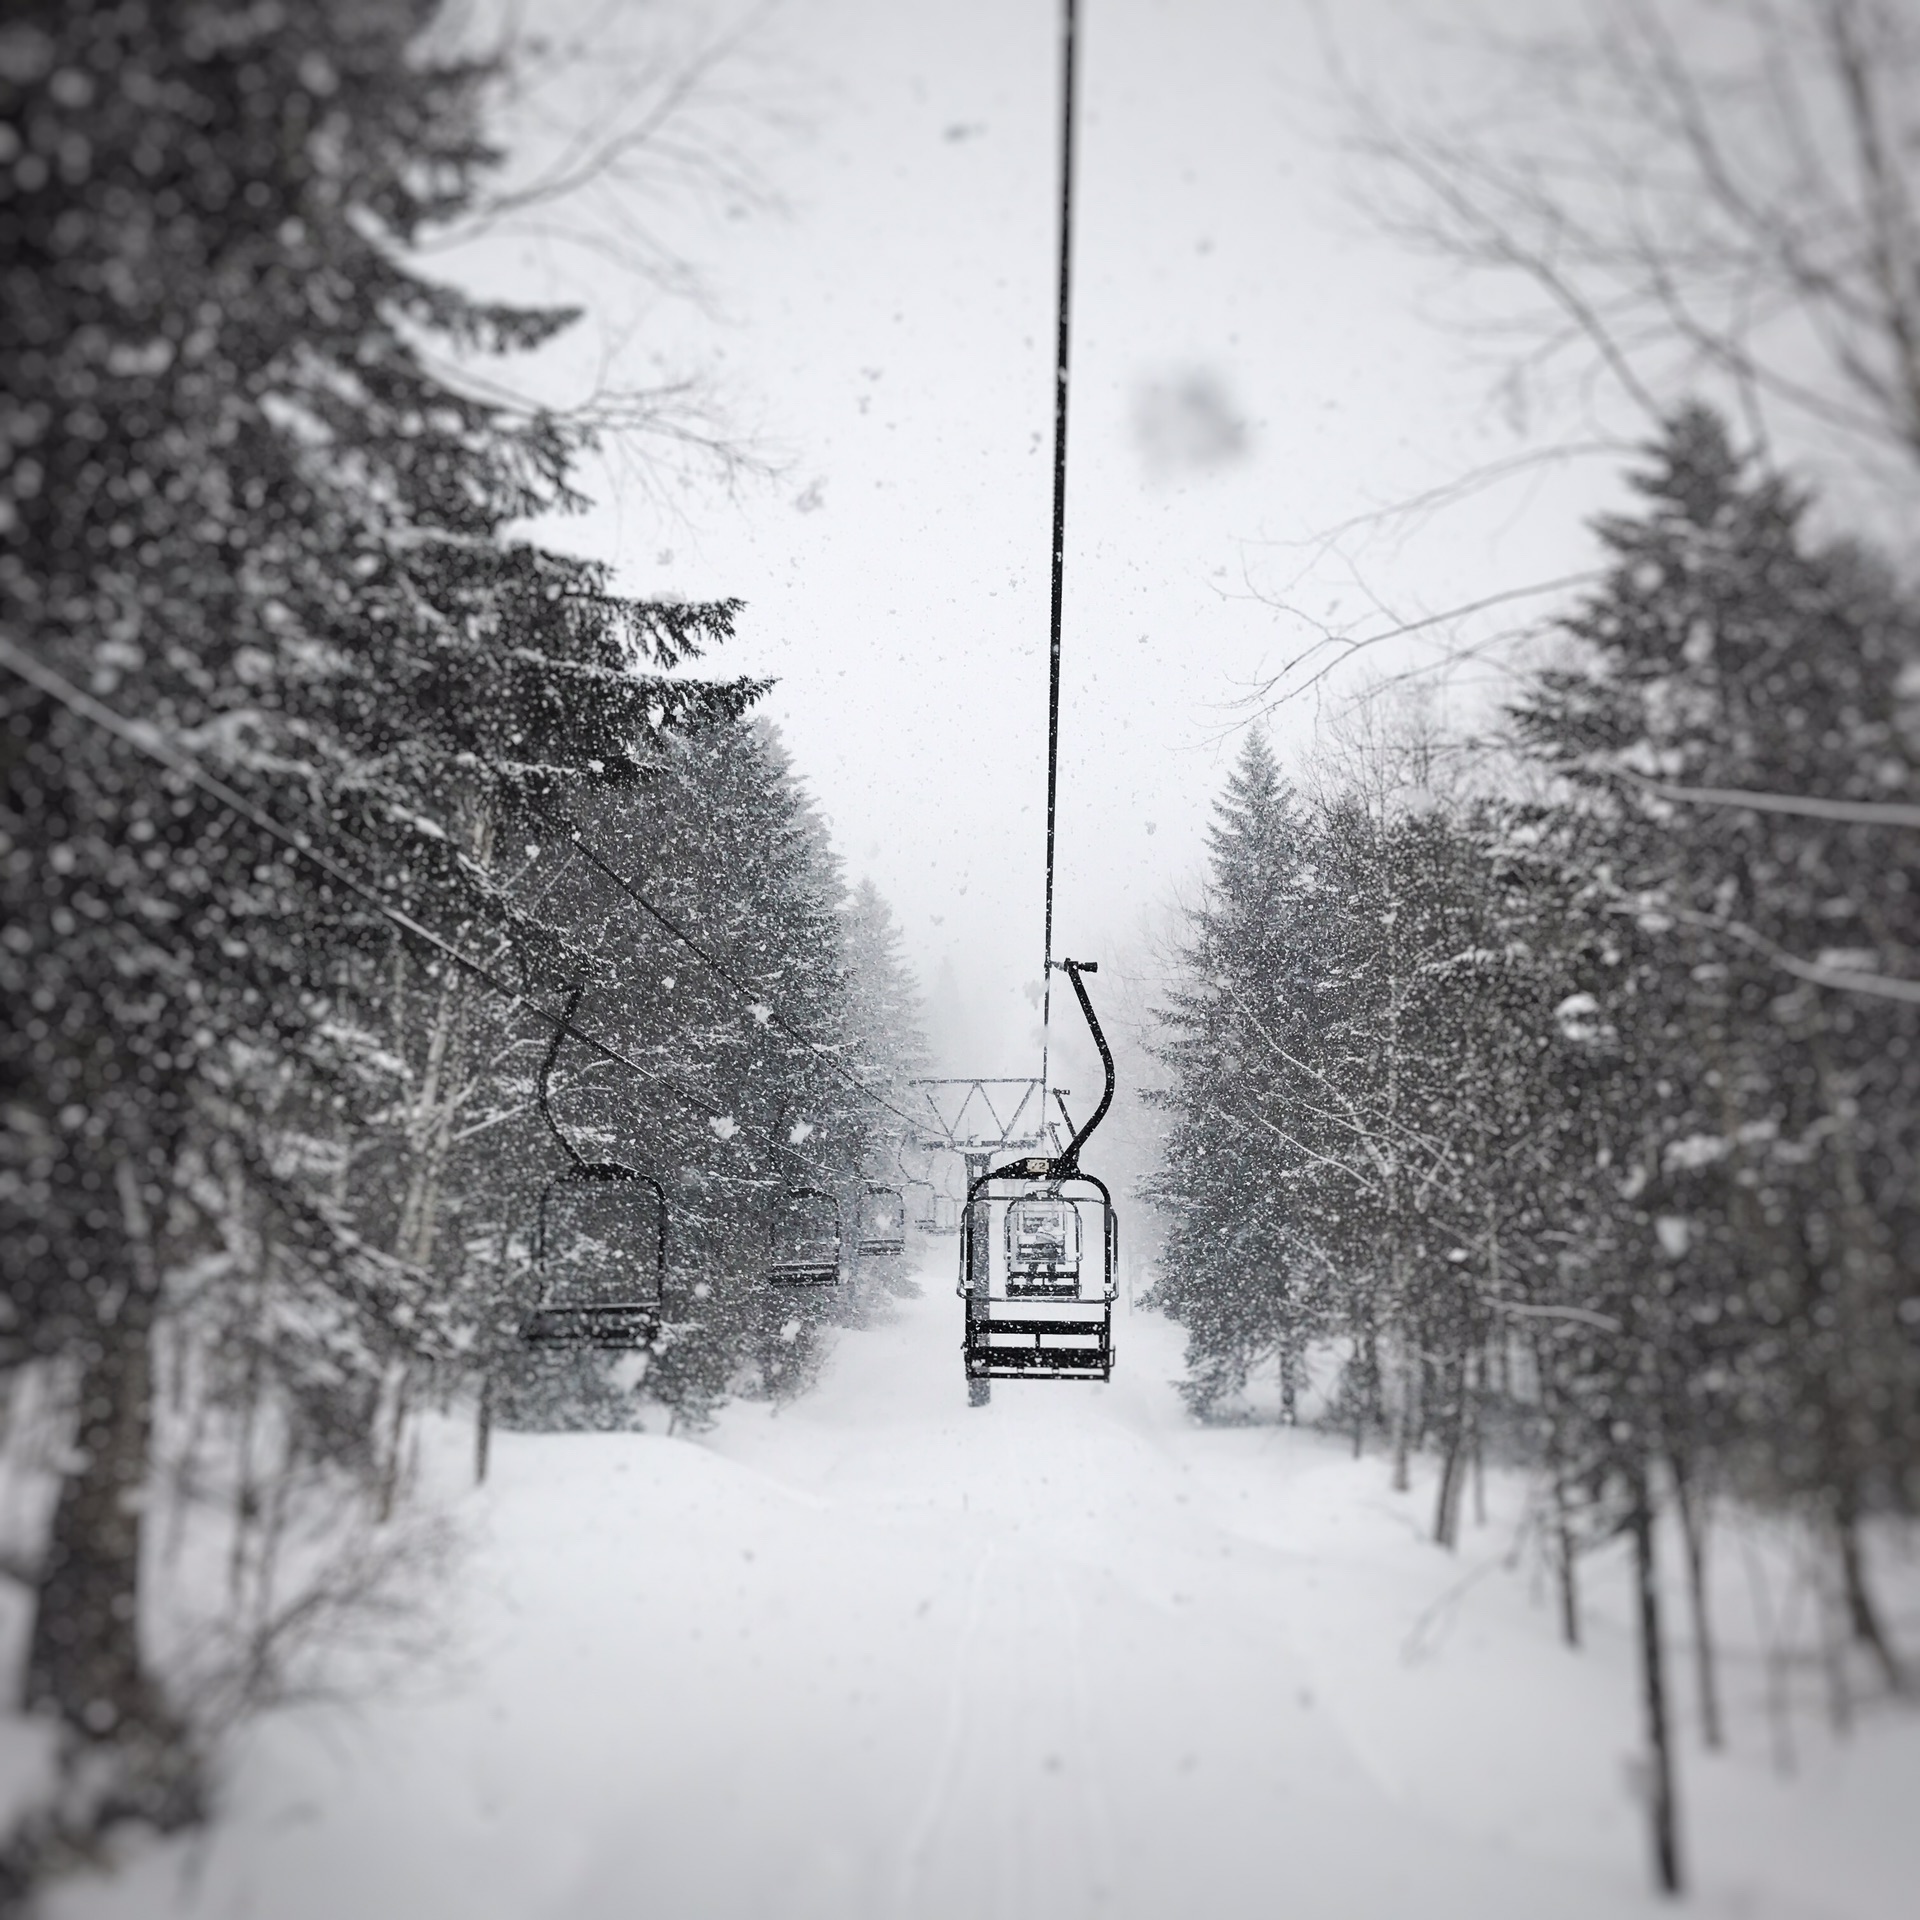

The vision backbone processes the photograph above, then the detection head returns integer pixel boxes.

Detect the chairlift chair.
[521,1163,668,1348]
[960,1166,1116,1381]
[911,1183,961,1236]
[767,1186,843,1285]
[957,959,1120,1390]
[855,1184,907,1258]
[517,980,669,1350]
[907,1178,940,1233]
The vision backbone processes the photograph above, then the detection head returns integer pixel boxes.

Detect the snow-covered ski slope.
[57,1264,1918,1920]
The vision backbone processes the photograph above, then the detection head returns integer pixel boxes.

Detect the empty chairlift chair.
[767,1187,843,1286]
[909,1180,941,1233]
[960,1168,1116,1381]
[855,1185,907,1258]
[521,1163,668,1348]
[957,959,1120,1396]
[519,980,668,1350]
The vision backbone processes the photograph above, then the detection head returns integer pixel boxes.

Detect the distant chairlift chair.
[766,1187,843,1286]
[855,1184,907,1258]
[519,981,668,1350]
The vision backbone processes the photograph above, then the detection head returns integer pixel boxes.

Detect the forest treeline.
[0,0,922,1867]
[1147,407,1920,1887]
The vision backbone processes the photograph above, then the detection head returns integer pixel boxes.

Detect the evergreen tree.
[1,0,756,1817]
[486,718,925,1431]
[1514,405,1920,1670]
[1145,408,1920,1894]
[1146,730,1327,1415]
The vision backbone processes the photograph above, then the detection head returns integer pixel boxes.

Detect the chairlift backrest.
[1006,1192,1080,1279]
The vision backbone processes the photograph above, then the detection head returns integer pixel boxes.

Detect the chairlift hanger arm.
[1051,957,1113,1173]
[537,979,592,1173]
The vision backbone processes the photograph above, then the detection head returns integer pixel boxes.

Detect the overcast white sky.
[442,0,1620,1095]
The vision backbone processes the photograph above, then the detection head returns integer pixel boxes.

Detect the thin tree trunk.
[160,1338,210,1575]
[226,1236,272,1607]
[1353,1319,1377,1458]
[1671,1461,1725,1751]
[1816,1538,1855,1739]
[1391,1329,1417,1494]
[1469,1355,1487,1530]
[375,1364,413,1524]
[1432,1357,1465,1548]
[1555,1474,1582,1650]
[1538,1349,1581,1650]
[1434,1336,1474,1549]
[1629,1463,1684,1896]
[393,970,466,1276]
[1833,1493,1905,1692]
[475,1370,493,1486]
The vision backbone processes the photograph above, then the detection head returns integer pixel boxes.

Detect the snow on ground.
[44,1259,1920,1919]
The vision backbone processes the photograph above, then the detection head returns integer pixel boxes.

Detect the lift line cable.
[558,818,929,1136]
[1038,0,1078,1116]
[0,635,720,1115]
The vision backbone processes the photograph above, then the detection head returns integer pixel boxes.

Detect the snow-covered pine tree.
[841,876,932,1139]
[1145,730,1330,1417]
[485,717,922,1430]
[1,0,758,1820]
[1513,405,1920,1691]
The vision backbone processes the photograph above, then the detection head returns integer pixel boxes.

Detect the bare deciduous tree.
[1346,0,1920,514]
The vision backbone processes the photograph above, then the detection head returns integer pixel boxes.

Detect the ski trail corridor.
[55,1265,1919,1920]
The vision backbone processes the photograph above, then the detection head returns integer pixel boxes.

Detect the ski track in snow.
[47,1261,1920,1920]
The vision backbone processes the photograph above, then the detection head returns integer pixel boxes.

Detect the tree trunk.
[1554,1476,1581,1650]
[28,1160,158,1728]
[1433,1340,1473,1549]
[27,1299,159,1739]
[1833,1492,1906,1693]
[1538,1352,1581,1650]
[375,1363,413,1524]
[393,967,467,1277]
[25,1159,197,1824]
[1469,1363,1486,1529]
[1278,1332,1298,1426]
[475,1369,493,1487]
[1391,1331,1418,1493]
[1671,1461,1725,1750]
[1432,1364,1465,1548]
[1629,1464,1684,1896]
[1353,1320,1377,1458]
